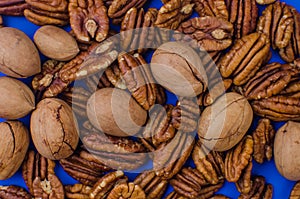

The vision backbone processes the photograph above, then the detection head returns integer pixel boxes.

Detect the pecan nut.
[118,53,158,110]
[235,160,253,194]
[256,0,276,5]
[218,32,271,86]
[176,16,233,52]
[193,0,228,20]
[209,195,230,199]
[107,179,146,199]
[170,167,224,199]
[290,181,300,199]
[69,0,109,43]
[134,170,168,199]
[238,176,273,199]
[60,149,112,186]
[226,0,258,39]
[0,185,31,199]
[65,184,92,199]
[0,15,2,27]
[252,118,275,164]
[225,135,254,182]
[192,142,225,185]
[22,150,64,199]
[24,0,69,26]
[0,0,29,15]
[108,0,147,24]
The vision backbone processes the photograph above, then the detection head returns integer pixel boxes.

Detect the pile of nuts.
[0,0,299,198]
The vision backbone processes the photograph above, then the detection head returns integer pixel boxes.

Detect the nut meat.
[193,0,228,20]
[0,185,31,199]
[0,0,29,15]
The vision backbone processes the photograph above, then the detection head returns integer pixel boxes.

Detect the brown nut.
[238,176,273,199]
[65,184,92,199]
[0,185,31,199]
[274,121,300,181]
[87,88,147,137]
[256,0,276,5]
[0,77,35,119]
[193,0,228,20]
[198,92,253,151]
[34,25,80,61]
[0,27,41,78]
[0,0,29,15]
[290,181,300,199]
[30,98,79,160]
[0,121,29,180]
[151,41,207,97]
[107,180,146,199]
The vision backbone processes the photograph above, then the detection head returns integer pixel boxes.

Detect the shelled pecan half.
[290,181,300,199]
[235,160,253,194]
[69,0,109,43]
[24,0,69,26]
[192,0,228,20]
[218,32,270,86]
[174,16,233,52]
[118,53,158,110]
[238,176,273,199]
[170,167,224,199]
[209,195,230,199]
[0,185,31,199]
[256,0,275,5]
[134,170,168,199]
[22,150,64,199]
[107,179,146,199]
[65,184,92,199]
[108,0,148,24]
[192,142,225,185]
[225,135,254,182]
[226,0,258,39]
[252,118,275,164]
[0,0,29,15]
[0,15,2,27]
[60,149,112,186]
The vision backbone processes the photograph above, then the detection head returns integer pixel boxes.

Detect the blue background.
[0,0,299,198]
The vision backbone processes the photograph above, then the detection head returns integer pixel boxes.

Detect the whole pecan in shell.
[238,176,273,199]
[65,184,92,199]
[0,0,29,15]
[22,150,64,199]
[225,0,258,39]
[192,0,228,20]
[0,185,31,199]
[69,0,109,43]
[290,181,300,199]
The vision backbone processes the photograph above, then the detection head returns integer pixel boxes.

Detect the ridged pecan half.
[209,195,230,199]
[218,32,271,86]
[192,142,225,185]
[225,0,258,39]
[238,176,273,199]
[174,16,233,52]
[0,185,31,199]
[290,181,300,199]
[82,131,148,170]
[65,184,92,199]
[192,0,228,20]
[0,0,29,15]
[118,53,158,110]
[170,167,224,199]
[22,150,64,199]
[108,0,147,24]
[24,0,69,26]
[60,149,112,186]
[155,0,194,30]
[69,0,109,43]
[107,179,146,199]
[252,118,275,164]
[235,160,253,194]
[255,0,275,5]
[225,135,254,182]
[134,170,168,199]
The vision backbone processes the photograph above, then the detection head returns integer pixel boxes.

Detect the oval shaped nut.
[34,25,80,61]
[151,42,207,97]
[0,121,30,180]
[87,88,147,137]
[274,121,300,181]
[0,77,35,119]
[30,98,79,160]
[0,27,41,78]
[198,92,253,151]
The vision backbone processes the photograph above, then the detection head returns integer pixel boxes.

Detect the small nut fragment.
[30,98,79,160]
[0,185,31,199]
[256,0,276,5]
[290,181,300,199]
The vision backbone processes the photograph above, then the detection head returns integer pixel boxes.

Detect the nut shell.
[198,92,253,151]
[30,98,79,160]
[0,121,30,180]
[87,88,147,137]
[0,27,41,78]
[34,25,79,61]
[0,77,35,119]
[274,121,300,181]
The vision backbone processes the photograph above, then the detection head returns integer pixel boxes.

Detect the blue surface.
[0,1,299,199]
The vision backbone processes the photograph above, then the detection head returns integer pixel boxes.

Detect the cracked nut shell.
[0,27,40,78]
[34,25,80,61]
[0,121,29,180]
[30,98,79,160]
[274,121,300,181]
[198,92,253,151]
[0,77,35,119]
